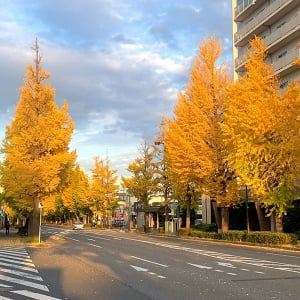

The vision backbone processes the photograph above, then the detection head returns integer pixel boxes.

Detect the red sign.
[115,212,124,220]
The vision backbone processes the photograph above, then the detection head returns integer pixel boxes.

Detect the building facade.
[232,0,300,88]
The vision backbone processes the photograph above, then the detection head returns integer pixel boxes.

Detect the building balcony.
[235,16,300,71]
[272,47,300,76]
[264,16,300,53]
[235,46,300,76]
[234,0,295,46]
[234,0,256,21]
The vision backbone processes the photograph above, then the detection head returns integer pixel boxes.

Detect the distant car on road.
[194,219,202,225]
[73,221,84,230]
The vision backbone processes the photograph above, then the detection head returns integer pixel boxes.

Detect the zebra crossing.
[0,247,61,300]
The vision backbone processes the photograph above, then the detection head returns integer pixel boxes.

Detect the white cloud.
[0,0,232,180]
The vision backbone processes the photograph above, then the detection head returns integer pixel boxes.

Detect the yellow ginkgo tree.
[90,156,119,226]
[0,40,76,239]
[163,35,240,231]
[224,36,300,231]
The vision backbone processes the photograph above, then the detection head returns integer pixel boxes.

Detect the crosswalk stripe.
[0,254,32,262]
[0,248,27,254]
[0,258,35,267]
[0,283,12,287]
[0,261,38,273]
[12,290,62,300]
[0,274,49,292]
[0,268,43,281]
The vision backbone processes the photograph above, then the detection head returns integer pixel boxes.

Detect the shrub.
[178,228,297,245]
[222,230,246,242]
[193,223,217,232]
[244,231,298,245]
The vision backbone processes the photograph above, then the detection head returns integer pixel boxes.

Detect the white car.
[73,221,84,230]
[194,219,202,225]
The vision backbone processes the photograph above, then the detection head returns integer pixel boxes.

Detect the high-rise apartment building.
[232,0,300,89]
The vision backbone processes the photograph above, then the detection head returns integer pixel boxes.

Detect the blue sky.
[0,0,232,179]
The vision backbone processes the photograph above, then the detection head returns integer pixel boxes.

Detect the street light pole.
[127,193,131,231]
[38,202,43,244]
[154,138,170,232]
[245,185,250,233]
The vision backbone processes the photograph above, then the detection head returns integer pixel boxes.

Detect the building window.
[278,50,287,59]
[280,81,288,89]
[256,7,265,17]
[276,21,286,29]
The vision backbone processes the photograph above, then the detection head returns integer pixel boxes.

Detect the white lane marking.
[88,243,102,248]
[216,262,236,269]
[64,237,79,242]
[214,269,224,273]
[12,290,62,300]
[0,258,35,267]
[0,296,13,300]
[89,236,110,241]
[101,234,300,274]
[267,252,300,259]
[254,271,265,274]
[130,265,148,272]
[130,256,168,267]
[187,263,212,270]
[114,238,121,240]
[87,238,96,241]
[0,268,43,281]
[227,272,237,276]
[241,268,250,271]
[0,274,49,291]
[75,232,110,240]
[51,236,64,240]
[130,265,166,279]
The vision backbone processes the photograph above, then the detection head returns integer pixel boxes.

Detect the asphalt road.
[1,226,300,300]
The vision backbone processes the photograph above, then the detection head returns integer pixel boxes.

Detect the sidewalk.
[0,227,26,247]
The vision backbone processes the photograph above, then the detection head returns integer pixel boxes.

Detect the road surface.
[0,225,299,299]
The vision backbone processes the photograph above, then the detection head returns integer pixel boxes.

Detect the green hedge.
[178,228,298,245]
[244,231,298,245]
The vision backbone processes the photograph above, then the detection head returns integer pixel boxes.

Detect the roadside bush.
[190,230,222,240]
[178,228,191,236]
[244,231,298,245]
[158,227,164,234]
[222,230,246,242]
[193,223,217,232]
[178,228,297,245]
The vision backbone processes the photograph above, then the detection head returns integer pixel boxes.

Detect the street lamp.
[245,185,250,233]
[38,202,43,244]
[154,138,170,233]
[127,193,131,231]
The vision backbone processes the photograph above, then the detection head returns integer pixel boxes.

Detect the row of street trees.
[0,41,120,239]
[122,35,300,233]
[161,35,300,232]
[1,36,299,238]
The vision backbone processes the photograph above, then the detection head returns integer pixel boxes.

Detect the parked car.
[194,219,203,225]
[73,221,84,230]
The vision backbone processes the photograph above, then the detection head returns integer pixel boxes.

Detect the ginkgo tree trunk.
[0,40,76,240]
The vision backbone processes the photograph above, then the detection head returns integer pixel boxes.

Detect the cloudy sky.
[0,0,232,179]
